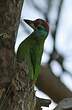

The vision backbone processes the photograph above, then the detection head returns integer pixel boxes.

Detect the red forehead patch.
[34,19,40,27]
[43,21,49,31]
[34,19,49,31]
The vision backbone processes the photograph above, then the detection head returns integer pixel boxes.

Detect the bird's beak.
[24,19,35,29]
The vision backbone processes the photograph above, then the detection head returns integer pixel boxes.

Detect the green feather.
[16,24,48,80]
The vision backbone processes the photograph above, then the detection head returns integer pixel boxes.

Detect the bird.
[17,19,49,81]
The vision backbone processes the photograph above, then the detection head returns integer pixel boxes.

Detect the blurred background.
[15,0,72,109]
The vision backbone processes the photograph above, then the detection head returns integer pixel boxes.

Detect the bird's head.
[24,19,49,33]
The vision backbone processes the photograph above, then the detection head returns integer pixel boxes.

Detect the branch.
[35,97,51,110]
[36,65,72,103]
[54,98,72,110]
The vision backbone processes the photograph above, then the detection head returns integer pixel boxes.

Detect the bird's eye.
[36,19,40,23]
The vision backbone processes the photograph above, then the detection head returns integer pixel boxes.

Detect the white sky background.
[15,0,72,109]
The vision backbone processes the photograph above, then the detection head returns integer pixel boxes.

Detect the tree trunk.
[0,0,36,110]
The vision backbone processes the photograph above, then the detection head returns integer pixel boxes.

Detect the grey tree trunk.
[0,0,36,110]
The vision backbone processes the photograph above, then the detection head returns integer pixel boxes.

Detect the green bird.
[17,19,49,81]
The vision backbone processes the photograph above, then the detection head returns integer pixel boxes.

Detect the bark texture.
[0,0,36,110]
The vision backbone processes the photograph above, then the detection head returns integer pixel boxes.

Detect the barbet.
[17,19,49,81]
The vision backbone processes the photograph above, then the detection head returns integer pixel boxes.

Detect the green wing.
[30,46,36,74]
[17,34,32,62]
[16,30,45,80]
[17,32,35,79]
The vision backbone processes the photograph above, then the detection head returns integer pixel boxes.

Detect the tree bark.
[0,0,36,110]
